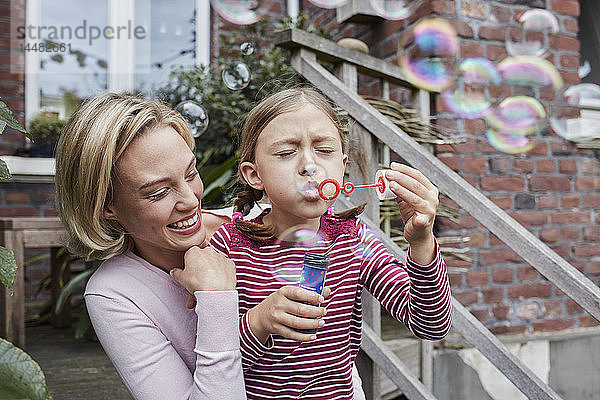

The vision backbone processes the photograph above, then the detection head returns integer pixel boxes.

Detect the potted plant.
[28,113,67,157]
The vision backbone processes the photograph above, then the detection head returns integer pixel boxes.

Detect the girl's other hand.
[171,246,236,294]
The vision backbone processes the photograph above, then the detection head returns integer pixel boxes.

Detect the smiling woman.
[54,93,245,399]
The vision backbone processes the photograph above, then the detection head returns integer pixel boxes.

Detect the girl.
[210,87,453,399]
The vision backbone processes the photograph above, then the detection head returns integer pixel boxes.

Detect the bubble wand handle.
[317,178,385,201]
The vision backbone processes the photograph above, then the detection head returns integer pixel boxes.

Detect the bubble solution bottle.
[297,252,329,334]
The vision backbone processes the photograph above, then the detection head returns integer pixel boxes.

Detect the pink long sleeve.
[85,251,246,400]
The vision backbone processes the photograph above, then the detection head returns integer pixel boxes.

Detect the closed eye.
[148,188,169,200]
[186,170,199,180]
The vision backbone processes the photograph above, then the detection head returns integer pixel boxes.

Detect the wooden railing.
[275,28,600,400]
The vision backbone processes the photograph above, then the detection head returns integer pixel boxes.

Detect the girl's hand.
[171,246,237,293]
[247,286,331,344]
[386,162,439,263]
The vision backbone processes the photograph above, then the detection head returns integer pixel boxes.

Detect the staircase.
[274,28,600,400]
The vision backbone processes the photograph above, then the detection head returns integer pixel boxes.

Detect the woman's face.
[103,124,205,267]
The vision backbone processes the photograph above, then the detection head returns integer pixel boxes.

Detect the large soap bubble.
[549,83,600,141]
[210,0,261,25]
[175,101,209,138]
[222,61,251,90]
[497,56,563,92]
[506,9,559,57]
[398,17,459,92]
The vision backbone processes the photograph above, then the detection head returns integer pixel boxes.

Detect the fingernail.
[390,181,400,190]
[322,308,327,316]
[318,295,325,303]
[310,335,317,340]
[391,161,400,168]
[318,319,325,327]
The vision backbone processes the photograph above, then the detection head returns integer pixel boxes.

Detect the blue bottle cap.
[304,252,329,270]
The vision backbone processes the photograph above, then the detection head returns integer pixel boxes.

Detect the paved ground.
[25,324,132,400]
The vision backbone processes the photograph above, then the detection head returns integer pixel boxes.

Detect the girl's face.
[241,103,347,233]
[103,125,206,267]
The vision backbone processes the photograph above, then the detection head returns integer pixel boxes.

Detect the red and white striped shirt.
[210,210,452,399]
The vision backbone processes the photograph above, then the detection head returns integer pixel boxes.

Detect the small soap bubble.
[210,0,261,25]
[272,226,325,283]
[398,17,459,93]
[222,61,251,90]
[506,9,559,57]
[485,95,546,136]
[578,60,592,79]
[369,0,416,20]
[486,127,536,154]
[308,0,349,8]
[441,58,501,119]
[240,42,254,55]
[549,83,600,141]
[350,226,380,262]
[497,56,563,92]
[175,101,209,138]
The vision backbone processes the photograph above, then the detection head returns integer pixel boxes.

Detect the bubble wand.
[317,170,397,201]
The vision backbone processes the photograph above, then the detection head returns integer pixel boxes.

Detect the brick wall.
[296,1,599,334]
[0,0,26,155]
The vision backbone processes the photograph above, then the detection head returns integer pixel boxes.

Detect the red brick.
[492,304,510,320]
[488,233,503,246]
[490,5,511,23]
[532,318,574,332]
[489,196,511,209]
[486,44,507,61]
[516,303,539,320]
[537,195,558,209]
[448,271,463,286]
[481,177,524,192]
[510,212,547,226]
[482,288,504,304]
[480,248,523,265]
[561,227,580,241]
[43,208,58,217]
[540,228,558,243]
[560,70,581,86]
[508,283,552,300]
[517,266,538,282]
[437,214,478,230]
[551,244,570,259]
[526,141,549,156]
[490,324,527,335]
[550,0,580,16]
[466,270,488,286]
[464,157,486,174]
[563,17,578,33]
[584,226,600,241]
[561,194,580,208]
[0,206,38,217]
[529,177,571,192]
[573,244,600,258]
[454,290,478,306]
[5,192,30,203]
[581,159,600,175]
[462,1,485,18]
[566,299,583,315]
[587,261,600,275]
[471,308,489,323]
[479,25,505,41]
[543,300,562,317]
[578,315,600,328]
[575,177,600,191]
[551,210,590,224]
[467,231,485,247]
[536,159,556,173]
[492,267,513,284]
[439,155,460,171]
[513,159,533,174]
[461,42,484,58]
[551,34,580,52]
[560,54,580,70]
[448,19,474,38]
[432,0,456,15]
[464,119,486,135]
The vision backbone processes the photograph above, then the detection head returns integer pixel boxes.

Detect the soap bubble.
[398,17,459,92]
[308,0,349,8]
[578,60,591,79]
[175,101,209,138]
[209,0,261,25]
[222,61,251,90]
[441,58,501,119]
[272,226,325,283]
[240,42,254,55]
[497,56,563,91]
[351,226,381,262]
[486,127,536,154]
[485,95,547,136]
[549,83,600,141]
[370,0,416,20]
[506,9,559,57]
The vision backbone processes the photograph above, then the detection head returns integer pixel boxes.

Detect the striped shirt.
[210,210,452,399]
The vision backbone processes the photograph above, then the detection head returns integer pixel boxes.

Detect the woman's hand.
[385,162,439,264]
[171,246,236,293]
[247,286,331,343]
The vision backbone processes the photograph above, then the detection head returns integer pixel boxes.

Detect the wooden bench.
[0,217,69,348]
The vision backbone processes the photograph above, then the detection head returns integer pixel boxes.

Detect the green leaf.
[0,120,6,133]
[0,338,53,400]
[0,247,17,295]
[0,100,31,139]
[0,159,11,180]
[55,268,96,314]
[74,304,91,340]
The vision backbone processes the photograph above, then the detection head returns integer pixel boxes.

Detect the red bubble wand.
[318,175,387,201]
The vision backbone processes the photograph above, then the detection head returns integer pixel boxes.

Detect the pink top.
[210,210,453,399]
[84,250,246,400]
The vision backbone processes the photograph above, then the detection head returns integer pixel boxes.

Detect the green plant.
[28,115,67,155]
[0,98,53,399]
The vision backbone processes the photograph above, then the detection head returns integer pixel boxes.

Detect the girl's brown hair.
[233,87,365,242]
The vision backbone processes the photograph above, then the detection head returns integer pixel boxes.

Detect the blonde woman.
[55,93,331,400]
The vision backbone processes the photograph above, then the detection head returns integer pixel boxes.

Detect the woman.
[55,92,364,400]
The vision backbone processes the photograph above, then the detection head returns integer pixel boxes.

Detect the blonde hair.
[233,87,364,242]
[55,92,194,260]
